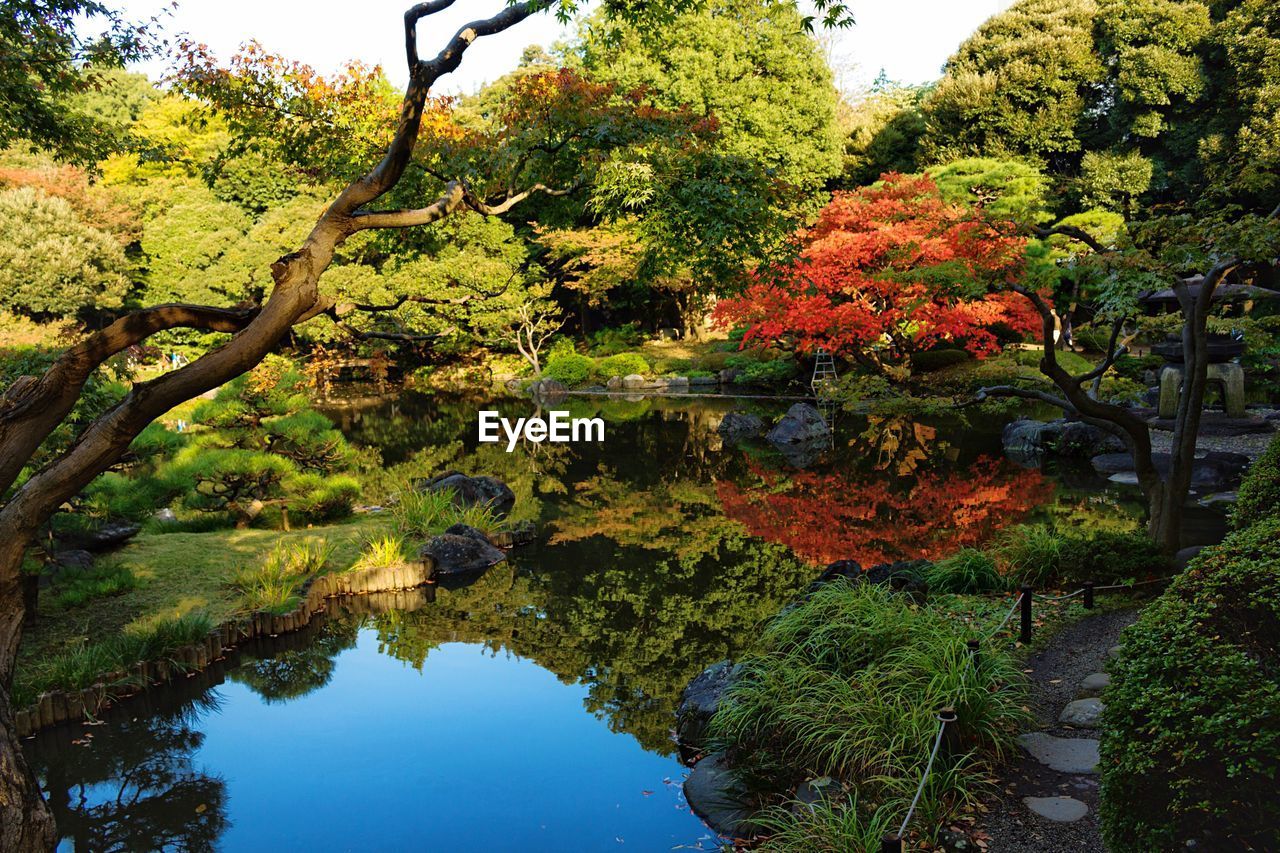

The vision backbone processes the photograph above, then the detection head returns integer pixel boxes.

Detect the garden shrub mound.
[708,581,1027,846]
[543,351,595,386]
[995,524,1165,588]
[1232,432,1280,530]
[1100,516,1280,852]
[596,352,649,380]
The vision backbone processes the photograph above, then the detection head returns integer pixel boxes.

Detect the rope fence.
[878,573,1176,851]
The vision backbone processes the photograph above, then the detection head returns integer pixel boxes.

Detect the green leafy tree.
[0,186,130,317]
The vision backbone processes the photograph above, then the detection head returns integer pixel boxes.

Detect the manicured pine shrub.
[1100,517,1280,852]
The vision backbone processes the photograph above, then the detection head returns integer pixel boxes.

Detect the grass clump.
[994,525,1165,588]
[354,533,409,570]
[926,548,1005,593]
[755,792,897,852]
[1101,517,1280,852]
[13,613,215,708]
[391,485,508,538]
[993,524,1065,587]
[710,581,1027,848]
[230,538,333,614]
[49,560,139,608]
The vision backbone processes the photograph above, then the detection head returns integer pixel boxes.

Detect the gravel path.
[979,609,1139,853]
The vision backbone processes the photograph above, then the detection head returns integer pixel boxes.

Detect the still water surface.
[26,392,1149,851]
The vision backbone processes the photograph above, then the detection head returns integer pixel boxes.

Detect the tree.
[506,292,563,375]
[838,76,928,188]
[0,185,131,318]
[714,174,1040,374]
[0,2,857,845]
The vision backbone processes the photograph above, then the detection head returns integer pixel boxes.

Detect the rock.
[52,550,94,574]
[622,373,647,389]
[153,508,177,524]
[1174,545,1206,571]
[61,521,141,552]
[689,375,719,387]
[776,439,828,469]
[443,523,491,543]
[1078,673,1110,698]
[529,379,568,402]
[1023,796,1089,823]
[793,776,840,814]
[418,471,515,512]
[1090,451,1250,491]
[676,661,742,754]
[1053,421,1126,457]
[1108,645,1122,660]
[683,752,760,839]
[718,368,741,385]
[419,532,506,579]
[718,412,764,441]
[488,520,537,549]
[814,559,863,587]
[1108,472,1141,486]
[606,375,623,391]
[767,403,830,446]
[582,384,606,393]
[1059,697,1104,728]
[1198,491,1238,508]
[1017,733,1100,774]
[1001,418,1062,459]
[656,327,681,341]
[812,559,929,601]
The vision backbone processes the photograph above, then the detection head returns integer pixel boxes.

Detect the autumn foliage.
[714,173,1040,362]
[716,455,1052,566]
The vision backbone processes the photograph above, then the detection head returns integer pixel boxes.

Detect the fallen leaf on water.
[195,804,207,814]
[641,790,653,796]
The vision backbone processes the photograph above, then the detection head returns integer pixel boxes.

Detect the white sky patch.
[115,0,1013,97]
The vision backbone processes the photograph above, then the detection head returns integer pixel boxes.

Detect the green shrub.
[711,582,1027,843]
[1059,530,1166,585]
[651,356,692,375]
[1233,433,1280,530]
[695,350,734,371]
[596,352,649,378]
[587,324,644,355]
[911,348,972,373]
[926,548,1005,593]
[1100,518,1280,852]
[542,351,595,386]
[80,472,171,523]
[727,354,799,387]
[993,524,1066,587]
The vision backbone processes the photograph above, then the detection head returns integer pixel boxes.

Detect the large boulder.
[59,521,141,552]
[683,752,762,840]
[420,528,506,580]
[1090,450,1250,492]
[767,403,830,446]
[418,471,515,512]
[1053,421,1126,458]
[718,412,764,442]
[1001,418,1061,460]
[675,661,743,756]
[528,379,568,403]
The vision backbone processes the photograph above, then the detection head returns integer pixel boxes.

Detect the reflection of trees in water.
[29,697,227,852]
[228,618,361,703]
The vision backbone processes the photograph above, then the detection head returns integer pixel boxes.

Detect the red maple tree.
[714,173,1040,367]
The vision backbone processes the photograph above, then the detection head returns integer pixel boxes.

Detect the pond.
[26,391,1157,851]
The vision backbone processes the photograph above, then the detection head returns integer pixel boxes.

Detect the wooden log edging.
[13,559,435,738]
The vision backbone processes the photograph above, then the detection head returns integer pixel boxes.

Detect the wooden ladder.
[811,348,838,396]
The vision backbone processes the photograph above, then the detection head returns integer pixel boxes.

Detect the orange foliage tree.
[714,173,1039,373]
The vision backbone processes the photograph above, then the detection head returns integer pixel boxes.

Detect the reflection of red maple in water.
[716,458,1053,566]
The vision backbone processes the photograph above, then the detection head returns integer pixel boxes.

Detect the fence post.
[1020,585,1033,644]
[881,834,903,853]
[966,638,981,672]
[1083,581,1095,610]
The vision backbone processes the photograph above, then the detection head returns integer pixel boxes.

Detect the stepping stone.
[1060,698,1104,728]
[1108,472,1140,485]
[1078,673,1110,698]
[1023,796,1089,823]
[1018,733,1100,774]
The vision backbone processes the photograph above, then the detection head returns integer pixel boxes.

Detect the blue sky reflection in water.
[204,637,709,850]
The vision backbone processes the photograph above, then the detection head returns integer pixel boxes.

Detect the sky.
[116,0,1015,97]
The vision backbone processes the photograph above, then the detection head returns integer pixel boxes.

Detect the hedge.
[1100,517,1280,852]
[1232,432,1280,530]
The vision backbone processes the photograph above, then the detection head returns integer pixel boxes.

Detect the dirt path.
[979,608,1139,853]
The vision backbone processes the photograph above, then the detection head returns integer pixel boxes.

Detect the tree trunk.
[0,541,55,851]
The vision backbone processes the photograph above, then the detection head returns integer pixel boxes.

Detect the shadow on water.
[27,390,1178,849]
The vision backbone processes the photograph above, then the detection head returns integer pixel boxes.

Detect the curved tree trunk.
[0,4,542,847]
